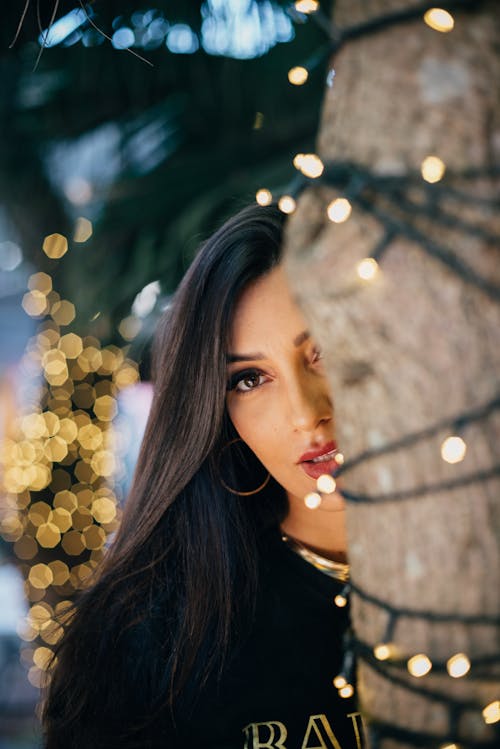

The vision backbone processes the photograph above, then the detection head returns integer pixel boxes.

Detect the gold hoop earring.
[217,438,271,496]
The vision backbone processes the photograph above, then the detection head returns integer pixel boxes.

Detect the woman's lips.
[299,452,341,480]
[297,441,342,480]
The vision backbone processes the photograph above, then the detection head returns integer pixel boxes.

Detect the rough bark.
[283,1,500,746]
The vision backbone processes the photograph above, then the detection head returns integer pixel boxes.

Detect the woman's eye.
[227,370,266,393]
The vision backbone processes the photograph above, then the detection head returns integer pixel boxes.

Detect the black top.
[49,525,366,749]
[169,525,366,749]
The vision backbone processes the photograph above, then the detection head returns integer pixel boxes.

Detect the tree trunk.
[283,1,500,746]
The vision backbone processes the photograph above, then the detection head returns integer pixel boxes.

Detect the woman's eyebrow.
[227,330,311,363]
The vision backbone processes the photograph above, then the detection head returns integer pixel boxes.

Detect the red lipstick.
[298,440,341,481]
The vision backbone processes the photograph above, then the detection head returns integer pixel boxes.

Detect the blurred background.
[0,1,332,745]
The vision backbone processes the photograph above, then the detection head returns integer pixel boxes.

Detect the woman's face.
[226,264,344,509]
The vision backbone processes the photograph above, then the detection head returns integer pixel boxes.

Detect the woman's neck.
[280,490,348,564]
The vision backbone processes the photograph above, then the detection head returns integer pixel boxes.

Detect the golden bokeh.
[28,272,52,294]
[58,332,83,359]
[51,300,76,326]
[14,534,39,560]
[36,522,62,548]
[91,496,117,524]
[93,395,118,421]
[61,530,85,556]
[48,560,70,585]
[71,507,93,531]
[29,563,54,589]
[53,489,78,512]
[82,524,106,550]
[22,290,49,317]
[78,423,103,450]
[115,362,139,388]
[78,346,103,372]
[28,501,52,527]
[43,233,68,259]
[73,217,93,243]
[440,435,466,464]
[91,449,116,477]
[44,436,69,462]
[118,316,142,341]
[72,383,96,410]
[42,411,61,437]
[51,507,73,533]
[33,646,54,670]
[57,417,78,444]
[21,413,47,439]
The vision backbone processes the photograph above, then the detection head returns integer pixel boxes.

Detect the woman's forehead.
[229,266,307,350]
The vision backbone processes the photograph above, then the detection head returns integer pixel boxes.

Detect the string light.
[255,188,273,206]
[316,473,336,493]
[333,674,346,688]
[373,643,393,661]
[278,195,296,214]
[327,197,352,223]
[482,700,500,724]
[334,593,348,608]
[335,452,344,465]
[407,653,432,677]
[288,66,309,85]
[423,8,455,33]
[304,491,322,509]
[294,0,319,13]
[294,153,324,178]
[446,653,471,678]
[421,155,446,183]
[440,435,466,464]
[339,684,354,698]
[356,258,379,281]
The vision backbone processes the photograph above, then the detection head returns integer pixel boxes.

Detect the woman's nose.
[286,373,331,433]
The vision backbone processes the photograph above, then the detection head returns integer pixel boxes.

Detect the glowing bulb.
[334,594,347,608]
[339,684,354,698]
[440,436,466,464]
[356,258,379,280]
[421,155,446,183]
[423,8,454,32]
[407,654,432,677]
[316,474,336,494]
[304,492,322,509]
[327,198,352,223]
[446,653,470,678]
[374,643,392,661]
[256,189,272,206]
[288,66,309,86]
[333,674,346,688]
[296,153,324,178]
[293,153,305,169]
[482,700,500,724]
[335,452,344,465]
[278,195,296,214]
[295,0,319,13]
[440,745,459,749]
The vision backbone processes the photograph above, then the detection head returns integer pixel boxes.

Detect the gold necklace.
[280,532,350,583]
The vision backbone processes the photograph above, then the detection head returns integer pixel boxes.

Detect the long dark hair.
[41,203,289,746]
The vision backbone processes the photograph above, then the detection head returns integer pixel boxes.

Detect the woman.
[41,203,364,748]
